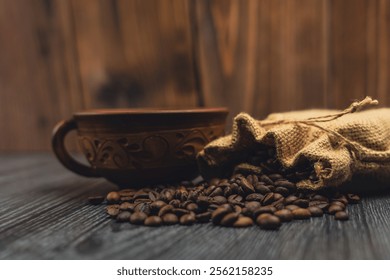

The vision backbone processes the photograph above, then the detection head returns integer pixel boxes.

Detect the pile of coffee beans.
[89,172,360,230]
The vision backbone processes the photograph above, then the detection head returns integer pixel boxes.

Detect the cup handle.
[52,118,99,177]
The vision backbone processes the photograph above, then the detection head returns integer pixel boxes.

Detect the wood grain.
[71,0,200,109]
[193,0,328,123]
[1,154,390,259]
[0,0,83,151]
[0,0,389,151]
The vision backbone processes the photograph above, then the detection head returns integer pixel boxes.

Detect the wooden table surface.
[1,154,390,260]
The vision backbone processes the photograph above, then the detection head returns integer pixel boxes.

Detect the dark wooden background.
[0,0,389,151]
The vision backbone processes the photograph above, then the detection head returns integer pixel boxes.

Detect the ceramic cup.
[52,108,228,186]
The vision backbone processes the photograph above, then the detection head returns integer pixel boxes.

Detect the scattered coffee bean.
[292,208,311,219]
[144,216,163,226]
[233,216,254,227]
[180,214,196,225]
[99,163,361,229]
[347,194,360,204]
[328,204,344,215]
[106,192,120,203]
[106,205,120,217]
[285,204,300,211]
[212,207,232,225]
[256,213,281,230]
[335,211,349,221]
[130,212,147,224]
[116,211,131,222]
[196,212,211,223]
[162,213,179,225]
[274,209,293,222]
[307,206,323,217]
[220,212,239,226]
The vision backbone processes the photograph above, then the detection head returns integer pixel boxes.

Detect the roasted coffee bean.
[186,203,199,212]
[133,190,149,199]
[312,194,329,202]
[335,211,349,221]
[328,204,344,215]
[175,187,189,201]
[148,191,160,201]
[245,193,264,202]
[268,173,283,181]
[347,194,360,204]
[292,208,311,219]
[88,195,105,205]
[119,202,134,211]
[254,206,277,216]
[275,180,296,190]
[172,208,190,217]
[197,196,210,208]
[307,206,323,217]
[162,213,179,225]
[211,196,227,205]
[134,202,150,215]
[130,212,147,224]
[285,204,300,211]
[220,212,239,226]
[106,205,120,217]
[223,187,233,197]
[160,190,174,202]
[169,199,181,208]
[150,200,167,212]
[228,194,244,204]
[233,216,254,227]
[180,214,196,225]
[196,212,211,223]
[245,201,261,211]
[285,195,298,204]
[332,195,348,205]
[116,211,131,222]
[106,191,121,203]
[272,199,285,210]
[274,187,289,196]
[187,191,198,202]
[211,207,232,224]
[209,187,223,197]
[256,213,281,230]
[144,216,163,226]
[293,199,309,208]
[309,200,329,210]
[246,174,258,185]
[274,209,293,222]
[254,183,271,194]
[120,196,134,202]
[205,185,218,196]
[234,205,242,213]
[207,204,220,212]
[260,175,273,185]
[261,193,275,205]
[330,201,346,209]
[239,178,255,194]
[158,205,174,216]
[118,189,135,197]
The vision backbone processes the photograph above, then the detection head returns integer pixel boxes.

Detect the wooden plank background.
[0,0,389,151]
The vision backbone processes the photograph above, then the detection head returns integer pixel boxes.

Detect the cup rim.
[74,107,229,116]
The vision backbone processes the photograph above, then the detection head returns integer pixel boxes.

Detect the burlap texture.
[197,98,390,190]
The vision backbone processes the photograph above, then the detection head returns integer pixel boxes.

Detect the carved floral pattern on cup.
[79,128,221,169]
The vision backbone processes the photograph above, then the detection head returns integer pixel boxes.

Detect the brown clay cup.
[52,108,228,187]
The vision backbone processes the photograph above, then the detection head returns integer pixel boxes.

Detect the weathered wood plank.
[1,154,390,259]
[328,0,378,108]
[0,0,84,151]
[194,0,327,123]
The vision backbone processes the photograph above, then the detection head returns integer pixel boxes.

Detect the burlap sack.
[197,97,390,190]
